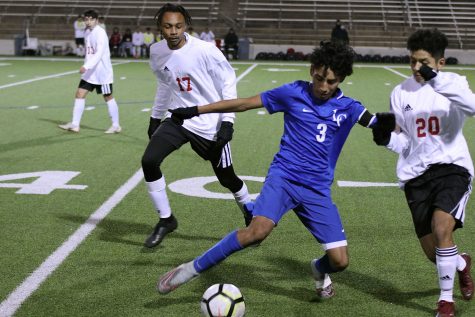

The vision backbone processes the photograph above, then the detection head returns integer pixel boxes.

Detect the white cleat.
[311,259,335,299]
[58,122,80,133]
[104,125,122,134]
[157,261,198,294]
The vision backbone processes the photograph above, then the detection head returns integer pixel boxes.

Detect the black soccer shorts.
[151,118,233,168]
[78,79,113,96]
[404,163,472,238]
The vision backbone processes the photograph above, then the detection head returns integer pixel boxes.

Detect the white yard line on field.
[236,63,258,81]
[383,66,409,79]
[0,61,129,90]
[0,62,258,317]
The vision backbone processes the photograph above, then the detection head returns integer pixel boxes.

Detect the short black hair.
[407,29,448,60]
[83,10,99,19]
[310,41,355,81]
[154,3,192,26]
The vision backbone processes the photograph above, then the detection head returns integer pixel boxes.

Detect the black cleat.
[144,215,178,248]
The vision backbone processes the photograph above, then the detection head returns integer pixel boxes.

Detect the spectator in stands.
[109,27,122,58]
[73,15,86,56]
[188,26,199,38]
[98,16,106,31]
[224,28,239,60]
[331,19,349,45]
[132,26,144,58]
[59,9,121,134]
[120,28,133,57]
[143,27,155,58]
[200,26,215,43]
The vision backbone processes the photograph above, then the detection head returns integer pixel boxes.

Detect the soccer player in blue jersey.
[157,41,394,298]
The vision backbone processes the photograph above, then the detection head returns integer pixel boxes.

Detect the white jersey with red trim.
[388,71,475,186]
[149,33,236,141]
[81,25,113,85]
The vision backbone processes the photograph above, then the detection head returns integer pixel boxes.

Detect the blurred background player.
[373,28,474,317]
[199,26,215,44]
[132,26,144,58]
[59,10,121,134]
[73,14,85,56]
[141,3,251,248]
[157,41,394,297]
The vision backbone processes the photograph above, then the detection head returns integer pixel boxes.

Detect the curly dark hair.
[154,3,192,26]
[407,29,448,60]
[310,41,355,81]
[83,10,99,19]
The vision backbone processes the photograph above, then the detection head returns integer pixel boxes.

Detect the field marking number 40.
[0,171,87,194]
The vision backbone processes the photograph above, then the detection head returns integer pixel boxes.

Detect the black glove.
[215,121,234,148]
[169,106,199,125]
[148,117,161,139]
[419,64,437,81]
[372,112,395,146]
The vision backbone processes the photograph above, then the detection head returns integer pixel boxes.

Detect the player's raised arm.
[169,95,263,120]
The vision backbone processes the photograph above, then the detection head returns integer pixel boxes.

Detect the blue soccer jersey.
[260,80,366,194]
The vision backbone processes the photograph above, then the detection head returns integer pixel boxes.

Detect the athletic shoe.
[310,259,335,299]
[144,215,178,248]
[157,261,198,294]
[435,300,455,317]
[458,253,473,300]
[104,125,122,134]
[58,122,80,132]
[243,202,254,227]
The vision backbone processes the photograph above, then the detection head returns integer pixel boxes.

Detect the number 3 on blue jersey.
[316,123,327,142]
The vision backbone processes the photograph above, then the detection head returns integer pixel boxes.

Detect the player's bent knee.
[333,258,349,271]
[141,153,163,180]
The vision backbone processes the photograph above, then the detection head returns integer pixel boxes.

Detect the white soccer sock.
[106,98,120,126]
[233,182,251,209]
[436,246,458,302]
[146,176,172,218]
[72,98,85,126]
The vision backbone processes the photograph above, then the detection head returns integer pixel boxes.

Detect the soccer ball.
[200,283,245,317]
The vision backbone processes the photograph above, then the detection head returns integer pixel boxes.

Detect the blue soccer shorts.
[252,171,347,250]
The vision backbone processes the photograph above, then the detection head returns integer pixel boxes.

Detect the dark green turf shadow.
[254,255,437,314]
[1,133,97,153]
[143,295,198,310]
[39,118,149,146]
[40,118,105,133]
[335,269,438,315]
[58,214,221,249]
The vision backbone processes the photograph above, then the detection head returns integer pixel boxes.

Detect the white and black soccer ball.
[200,283,245,317]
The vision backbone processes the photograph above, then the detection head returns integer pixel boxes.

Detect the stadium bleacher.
[0,0,474,52]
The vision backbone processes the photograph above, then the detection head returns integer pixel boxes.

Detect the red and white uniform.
[82,25,113,85]
[149,33,236,141]
[388,71,475,186]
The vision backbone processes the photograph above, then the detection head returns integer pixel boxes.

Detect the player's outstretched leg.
[458,253,473,300]
[144,215,178,248]
[311,259,335,299]
[157,261,199,294]
[436,300,455,317]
